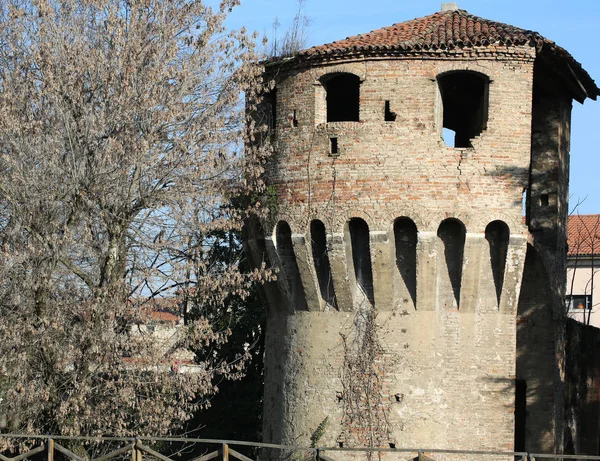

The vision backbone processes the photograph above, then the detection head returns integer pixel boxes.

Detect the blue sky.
[226,0,600,214]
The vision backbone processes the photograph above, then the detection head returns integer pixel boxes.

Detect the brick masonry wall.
[251,45,568,457]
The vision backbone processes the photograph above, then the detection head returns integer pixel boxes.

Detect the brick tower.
[245,4,599,457]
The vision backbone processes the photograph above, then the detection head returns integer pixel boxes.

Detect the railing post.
[315,448,320,461]
[221,443,229,461]
[48,437,54,461]
[132,439,142,461]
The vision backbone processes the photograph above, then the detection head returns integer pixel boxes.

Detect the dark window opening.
[310,220,338,308]
[276,221,308,311]
[540,193,549,207]
[292,110,298,127]
[263,89,277,133]
[384,100,397,122]
[438,71,489,148]
[325,73,360,122]
[485,220,510,306]
[437,219,466,306]
[330,137,338,155]
[514,379,527,452]
[348,218,374,305]
[394,218,417,306]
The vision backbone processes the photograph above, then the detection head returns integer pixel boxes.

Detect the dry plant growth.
[339,306,393,457]
[0,0,272,440]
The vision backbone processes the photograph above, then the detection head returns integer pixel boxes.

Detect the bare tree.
[0,0,271,439]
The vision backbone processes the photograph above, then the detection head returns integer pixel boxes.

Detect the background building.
[567,214,600,327]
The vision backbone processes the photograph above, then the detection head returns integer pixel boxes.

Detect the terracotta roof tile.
[270,8,599,100]
[568,214,600,256]
[146,310,181,322]
[300,10,539,56]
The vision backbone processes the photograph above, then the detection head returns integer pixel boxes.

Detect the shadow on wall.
[516,244,560,453]
[564,319,600,456]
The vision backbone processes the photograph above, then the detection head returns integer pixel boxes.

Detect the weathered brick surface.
[251,43,573,458]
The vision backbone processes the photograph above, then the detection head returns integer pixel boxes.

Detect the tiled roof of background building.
[270,8,599,101]
[568,214,600,256]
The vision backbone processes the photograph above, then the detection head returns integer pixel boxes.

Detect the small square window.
[565,295,592,311]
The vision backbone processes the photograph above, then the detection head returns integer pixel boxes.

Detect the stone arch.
[331,209,376,235]
[346,217,375,306]
[276,220,308,311]
[485,220,510,305]
[437,218,467,307]
[393,217,418,307]
[310,219,338,309]
[436,70,490,148]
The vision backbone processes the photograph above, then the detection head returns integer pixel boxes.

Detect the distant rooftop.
[568,215,600,256]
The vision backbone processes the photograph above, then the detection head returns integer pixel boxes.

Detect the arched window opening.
[394,218,418,306]
[437,219,466,306]
[438,71,489,148]
[310,220,337,308]
[485,220,510,306]
[348,218,374,305]
[276,221,308,310]
[324,73,360,122]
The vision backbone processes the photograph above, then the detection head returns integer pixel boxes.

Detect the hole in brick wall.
[330,137,338,155]
[324,73,360,122]
[276,221,308,311]
[292,110,298,127]
[394,393,404,403]
[384,100,397,122]
[338,442,344,448]
[310,220,338,308]
[540,193,549,207]
[438,71,489,148]
[348,218,374,305]
[437,218,466,307]
[394,217,417,307]
[389,443,396,449]
[485,220,510,306]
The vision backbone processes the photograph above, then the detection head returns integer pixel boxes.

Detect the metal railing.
[1,434,599,461]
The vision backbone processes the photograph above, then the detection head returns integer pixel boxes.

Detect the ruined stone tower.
[245,5,599,456]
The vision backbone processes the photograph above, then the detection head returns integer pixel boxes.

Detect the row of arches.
[275,217,510,310]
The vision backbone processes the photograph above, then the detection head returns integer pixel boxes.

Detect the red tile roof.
[568,215,600,256]
[301,10,539,56]
[146,310,181,322]
[270,8,599,101]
